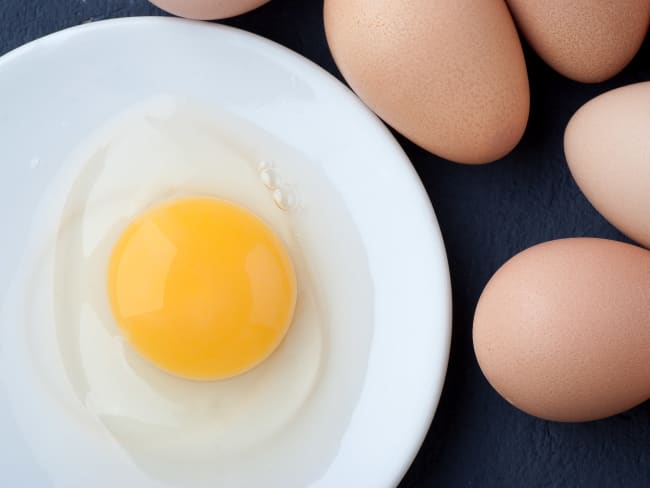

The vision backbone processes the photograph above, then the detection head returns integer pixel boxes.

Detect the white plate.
[0,17,451,487]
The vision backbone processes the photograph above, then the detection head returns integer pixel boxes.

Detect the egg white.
[2,97,374,487]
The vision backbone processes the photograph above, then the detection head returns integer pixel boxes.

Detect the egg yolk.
[107,197,297,381]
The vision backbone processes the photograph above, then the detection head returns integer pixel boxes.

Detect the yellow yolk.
[107,197,297,381]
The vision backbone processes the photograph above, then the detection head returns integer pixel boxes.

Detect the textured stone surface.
[1,1,650,487]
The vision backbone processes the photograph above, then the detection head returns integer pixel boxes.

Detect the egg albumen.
[1,97,374,487]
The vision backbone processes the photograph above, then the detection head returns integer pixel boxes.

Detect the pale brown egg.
[506,0,650,83]
[323,0,530,164]
[565,82,650,249]
[149,0,270,20]
[473,238,650,422]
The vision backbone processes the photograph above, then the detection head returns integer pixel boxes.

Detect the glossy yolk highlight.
[107,197,297,381]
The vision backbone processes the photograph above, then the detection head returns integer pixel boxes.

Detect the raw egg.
[324,0,530,164]
[4,97,374,487]
[565,82,650,249]
[473,238,650,422]
[107,197,297,381]
[148,0,270,20]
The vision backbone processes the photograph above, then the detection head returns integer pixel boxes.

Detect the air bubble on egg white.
[258,159,272,171]
[258,160,281,190]
[1,95,375,488]
[273,188,297,210]
[259,166,279,189]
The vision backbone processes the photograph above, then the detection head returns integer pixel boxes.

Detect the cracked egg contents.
[3,97,373,487]
[107,197,297,381]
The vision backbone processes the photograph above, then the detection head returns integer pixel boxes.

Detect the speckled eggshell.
[323,0,530,164]
[149,0,270,20]
[506,0,650,83]
[473,238,650,422]
[565,82,650,249]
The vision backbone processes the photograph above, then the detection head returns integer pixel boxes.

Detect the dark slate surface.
[1,1,649,487]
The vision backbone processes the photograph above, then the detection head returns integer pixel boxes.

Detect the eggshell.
[149,0,270,20]
[564,82,650,249]
[473,238,650,422]
[323,0,530,164]
[506,0,650,83]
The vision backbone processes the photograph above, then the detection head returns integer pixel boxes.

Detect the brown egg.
[565,82,650,249]
[323,0,530,164]
[149,0,270,20]
[473,238,650,422]
[506,0,650,83]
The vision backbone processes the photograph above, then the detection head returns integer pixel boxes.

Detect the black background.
[1,1,649,487]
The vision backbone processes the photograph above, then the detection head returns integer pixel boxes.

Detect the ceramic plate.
[0,17,451,487]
